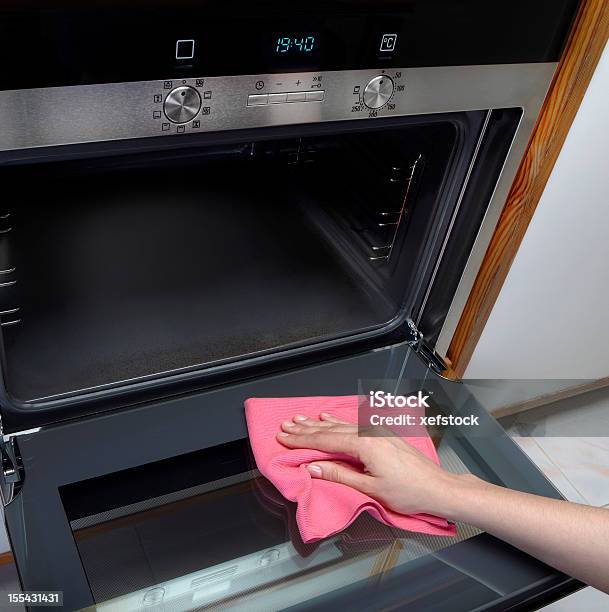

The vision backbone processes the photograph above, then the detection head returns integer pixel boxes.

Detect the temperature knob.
[163,86,202,124]
[363,76,394,109]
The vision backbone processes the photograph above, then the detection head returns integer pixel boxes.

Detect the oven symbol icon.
[380,34,398,53]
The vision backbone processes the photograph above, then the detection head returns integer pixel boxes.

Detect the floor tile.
[541,587,609,611]
[586,437,609,452]
[512,437,587,504]
[502,386,609,507]
[502,385,609,438]
[533,437,609,507]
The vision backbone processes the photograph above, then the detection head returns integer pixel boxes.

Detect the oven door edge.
[432,88,552,358]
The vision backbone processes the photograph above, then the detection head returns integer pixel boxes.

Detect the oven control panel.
[143,70,406,138]
[0,63,554,152]
[0,0,577,154]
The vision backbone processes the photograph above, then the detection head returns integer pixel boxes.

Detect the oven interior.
[0,115,481,403]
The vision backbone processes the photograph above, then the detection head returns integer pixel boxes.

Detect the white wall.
[466,42,609,385]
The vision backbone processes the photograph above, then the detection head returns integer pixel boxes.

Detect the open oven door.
[2,333,584,612]
[0,109,582,611]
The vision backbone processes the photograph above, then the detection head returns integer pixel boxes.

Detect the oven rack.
[325,143,424,266]
[0,210,19,327]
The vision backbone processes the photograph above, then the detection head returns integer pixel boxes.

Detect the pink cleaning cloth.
[245,395,457,543]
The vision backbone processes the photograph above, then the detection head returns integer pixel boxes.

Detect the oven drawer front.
[4,350,581,611]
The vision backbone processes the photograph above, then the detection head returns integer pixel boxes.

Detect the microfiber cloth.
[245,395,457,543]
[252,476,403,557]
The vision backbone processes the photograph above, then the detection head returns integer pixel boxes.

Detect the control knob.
[164,86,202,124]
[363,76,394,109]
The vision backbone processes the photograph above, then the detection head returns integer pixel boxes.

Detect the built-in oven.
[0,1,583,610]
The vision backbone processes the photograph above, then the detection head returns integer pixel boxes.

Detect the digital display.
[275,34,318,54]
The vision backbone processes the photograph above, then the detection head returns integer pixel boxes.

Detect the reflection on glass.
[77,443,479,612]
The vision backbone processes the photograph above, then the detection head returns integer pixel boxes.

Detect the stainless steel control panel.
[0,64,554,153]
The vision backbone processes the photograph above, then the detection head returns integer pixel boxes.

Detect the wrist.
[431,472,491,521]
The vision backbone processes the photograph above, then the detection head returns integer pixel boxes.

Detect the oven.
[0,1,582,610]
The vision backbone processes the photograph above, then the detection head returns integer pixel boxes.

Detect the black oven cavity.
[0,119,462,403]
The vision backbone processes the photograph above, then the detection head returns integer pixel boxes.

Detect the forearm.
[438,475,609,593]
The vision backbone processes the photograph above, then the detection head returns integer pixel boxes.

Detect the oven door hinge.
[0,434,24,507]
[405,318,450,376]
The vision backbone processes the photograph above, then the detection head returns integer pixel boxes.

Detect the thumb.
[307,461,375,494]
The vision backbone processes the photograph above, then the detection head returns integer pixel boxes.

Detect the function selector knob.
[363,76,394,109]
[164,86,202,124]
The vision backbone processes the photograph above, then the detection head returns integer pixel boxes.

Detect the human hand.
[277,412,478,517]
[278,416,609,594]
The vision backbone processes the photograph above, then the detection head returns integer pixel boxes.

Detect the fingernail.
[307,464,323,477]
[320,412,331,418]
[282,421,295,428]
[294,415,308,422]
[277,432,290,438]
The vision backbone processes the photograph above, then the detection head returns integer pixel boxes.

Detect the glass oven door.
[74,451,479,611]
[55,365,580,612]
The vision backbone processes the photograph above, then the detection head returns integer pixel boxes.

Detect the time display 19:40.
[275,34,318,54]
